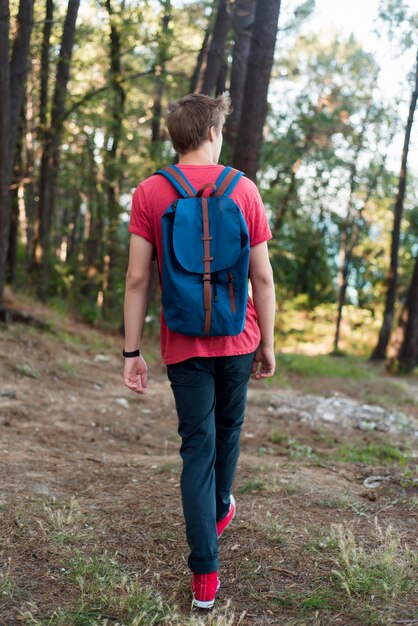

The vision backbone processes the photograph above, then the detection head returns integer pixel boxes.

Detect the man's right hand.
[124,355,148,394]
[251,345,275,380]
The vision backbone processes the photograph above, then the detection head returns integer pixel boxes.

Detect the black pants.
[167,352,254,574]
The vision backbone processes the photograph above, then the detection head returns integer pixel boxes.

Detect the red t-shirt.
[128,164,272,364]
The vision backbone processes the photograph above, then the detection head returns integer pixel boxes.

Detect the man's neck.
[178,145,217,165]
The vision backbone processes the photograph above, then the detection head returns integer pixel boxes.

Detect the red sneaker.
[192,571,220,609]
[216,495,236,538]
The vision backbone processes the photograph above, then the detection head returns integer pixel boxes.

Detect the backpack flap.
[172,197,243,274]
[160,167,250,337]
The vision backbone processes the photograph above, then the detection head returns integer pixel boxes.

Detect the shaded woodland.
[0,0,417,370]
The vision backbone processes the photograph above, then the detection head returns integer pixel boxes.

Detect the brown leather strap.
[165,166,195,197]
[197,183,217,197]
[215,168,239,197]
[202,197,212,334]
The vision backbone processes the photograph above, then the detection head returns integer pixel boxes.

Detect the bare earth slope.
[1,295,417,625]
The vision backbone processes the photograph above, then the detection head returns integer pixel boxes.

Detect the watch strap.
[123,348,140,358]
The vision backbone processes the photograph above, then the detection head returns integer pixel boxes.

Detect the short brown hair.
[166,93,231,154]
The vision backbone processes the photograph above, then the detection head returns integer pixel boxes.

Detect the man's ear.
[208,125,216,143]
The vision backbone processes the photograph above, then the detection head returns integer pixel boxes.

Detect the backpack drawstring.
[212,273,218,303]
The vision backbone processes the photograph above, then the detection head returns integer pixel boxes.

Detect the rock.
[250,389,418,436]
[358,420,377,431]
[94,354,110,363]
[31,482,60,498]
[363,475,391,489]
[0,391,16,399]
[322,412,337,422]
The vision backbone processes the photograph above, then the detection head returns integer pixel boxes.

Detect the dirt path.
[1,299,417,625]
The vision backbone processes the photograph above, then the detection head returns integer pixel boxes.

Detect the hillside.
[1,293,417,625]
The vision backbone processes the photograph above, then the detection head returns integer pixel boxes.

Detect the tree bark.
[33,0,80,301]
[151,1,171,145]
[333,114,370,353]
[9,0,34,179]
[200,0,232,95]
[81,133,103,306]
[39,0,53,130]
[102,0,126,319]
[371,49,418,360]
[0,0,11,311]
[190,27,211,93]
[7,108,25,286]
[0,0,33,309]
[274,168,297,232]
[232,0,281,181]
[215,58,228,96]
[24,70,36,270]
[224,0,255,148]
[397,250,418,372]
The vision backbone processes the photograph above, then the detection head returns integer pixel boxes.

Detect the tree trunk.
[0,0,34,309]
[215,58,228,95]
[371,49,418,360]
[151,1,171,147]
[65,192,81,263]
[0,0,11,311]
[30,0,51,271]
[224,0,255,148]
[34,0,80,302]
[7,188,19,286]
[102,0,126,320]
[80,132,102,306]
[24,70,36,270]
[397,250,418,372]
[39,0,53,130]
[200,0,232,96]
[9,0,34,178]
[190,27,211,93]
[7,109,25,286]
[334,206,353,354]
[333,113,370,353]
[274,168,297,232]
[232,0,281,181]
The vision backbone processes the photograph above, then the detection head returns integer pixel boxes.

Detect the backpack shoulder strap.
[154,165,197,198]
[214,166,244,197]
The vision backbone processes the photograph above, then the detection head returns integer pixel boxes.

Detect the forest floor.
[1,291,417,626]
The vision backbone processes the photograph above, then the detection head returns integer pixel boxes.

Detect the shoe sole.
[192,580,221,609]
[217,494,236,539]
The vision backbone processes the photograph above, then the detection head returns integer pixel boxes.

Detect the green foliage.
[0,567,14,599]
[237,479,266,494]
[270,215,336,306]
[269,430,286,445]
[330,442,409,465]
[6,0,418,366]
[330,523,417,622]
[14,363,40,379]
[286,522,418,624]
[277,353,374,379]
[378,0,418,49]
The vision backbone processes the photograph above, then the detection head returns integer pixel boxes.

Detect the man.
[123,93,275,609]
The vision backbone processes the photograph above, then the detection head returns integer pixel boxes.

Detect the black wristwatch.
[123,349,141,358]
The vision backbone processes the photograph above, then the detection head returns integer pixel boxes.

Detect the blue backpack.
[155,165,250,337]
